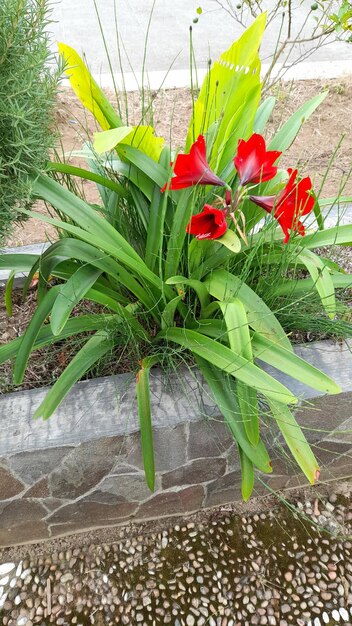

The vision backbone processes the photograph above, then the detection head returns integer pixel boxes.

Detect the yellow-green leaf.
[93,127,134,153]
[217,229,241,253]
[121,126,164,162]
[58,42,122,130]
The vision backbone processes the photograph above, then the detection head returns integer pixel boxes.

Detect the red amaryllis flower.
[250,168,315,243]
[234,133,281,186]
[161,135,225,192]
[186,204,227,240]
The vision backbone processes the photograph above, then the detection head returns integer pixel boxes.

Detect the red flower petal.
[186,204,228,240]
[250,169,315,243]
[161,135,225,192]
[234,133,281,186]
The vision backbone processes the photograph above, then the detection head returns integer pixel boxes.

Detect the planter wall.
[0,339,352,547]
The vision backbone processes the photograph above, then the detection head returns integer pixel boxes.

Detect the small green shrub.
[0,0,59,243]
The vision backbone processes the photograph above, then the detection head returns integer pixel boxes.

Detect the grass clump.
[0,0,59,243]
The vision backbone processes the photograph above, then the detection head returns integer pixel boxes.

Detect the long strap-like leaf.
[267,399,320,485]
[156,327,297,405]
[136,355,162,492]
[219,299,259,446]
[34,331,115,420]
[195,356,272,474]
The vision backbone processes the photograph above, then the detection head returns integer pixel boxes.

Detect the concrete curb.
[60,60,352,92]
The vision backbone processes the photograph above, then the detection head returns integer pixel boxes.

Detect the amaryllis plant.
[1,14,352,500]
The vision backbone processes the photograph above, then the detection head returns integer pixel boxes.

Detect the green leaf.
[312,192,324,231]
[165,188,194,280]
[296,248,336,319]
[37,239,155,311]
[219,299,259,445]
[267,400,320,485]
[0,314,120,365]
[14,287,60,384]
[165,275,188,285]
[302,224,352,248]
[21,204,165,302]
[205,269,293,350]
[117,144,167,188]
[253,96,276,133]
[161,296,183,329]
[5,271,15,317]
[145,148,170,272]
[268,91,328,152]
[196,356,272,474]
[238,447,255,501]
[136,357,161,491]
[48,162,128,198]
[273,272,352,296]
[85,289,149,339]
[34,331,114,420]
[32,175,142,264]
[216,229,241,254]
[50,265,102,336]
[156,327,297,405]
[0,254,39,273]
[252,332,341,395]
[165,275,210,316]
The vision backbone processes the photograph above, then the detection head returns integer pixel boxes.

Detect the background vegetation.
[0,0,59,244]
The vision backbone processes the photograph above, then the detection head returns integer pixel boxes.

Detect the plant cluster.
[1,14,352,499]
[0,0,59,243]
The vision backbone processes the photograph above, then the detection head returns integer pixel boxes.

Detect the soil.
[5,77,352,247]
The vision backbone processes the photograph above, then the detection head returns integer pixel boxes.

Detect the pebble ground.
[0,488,352,626]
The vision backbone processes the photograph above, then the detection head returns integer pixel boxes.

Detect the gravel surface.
[0,487,352,625]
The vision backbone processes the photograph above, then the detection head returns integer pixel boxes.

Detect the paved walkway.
[50,0,352,88]
[0,488,352,625]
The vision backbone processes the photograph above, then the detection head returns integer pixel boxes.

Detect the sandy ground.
[6,77,352,247]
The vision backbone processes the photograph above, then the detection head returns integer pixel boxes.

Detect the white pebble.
[314,618,321,626]
[332,609,341,621]
[14,594,21,606]
[322,613,329,624]
[0,592,8,609]
[102,574,108,583]
[0,563,15,577]
[17,618,28,626]
[20,569,31,580]
[10,577,17,588]
[0,576,9,586]
[186,617,195,626]
[340,608,349,621]
[15,561,23,577]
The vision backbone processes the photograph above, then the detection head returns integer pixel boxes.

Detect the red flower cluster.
[161,133,314,243]
[250,168,315,243]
